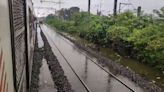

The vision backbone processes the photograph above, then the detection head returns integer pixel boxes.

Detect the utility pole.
[88,0,91,13]
[113,0,117,16]
[137,6,141,17]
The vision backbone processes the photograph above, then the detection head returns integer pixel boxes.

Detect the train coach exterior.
[0,0,36,92]
[0,0,15,92]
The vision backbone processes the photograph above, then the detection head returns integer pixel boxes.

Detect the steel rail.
[41,27,91,92]
[53,31,135,92]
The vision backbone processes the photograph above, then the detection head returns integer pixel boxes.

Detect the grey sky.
[32,0,164,17]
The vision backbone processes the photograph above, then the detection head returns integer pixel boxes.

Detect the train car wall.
[0,0,15,92]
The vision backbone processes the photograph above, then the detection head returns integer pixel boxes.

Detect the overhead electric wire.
[126,0,136,10]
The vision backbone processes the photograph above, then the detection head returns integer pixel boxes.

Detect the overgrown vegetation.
[46,7,164,71]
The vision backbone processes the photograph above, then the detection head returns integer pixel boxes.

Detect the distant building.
[56,7,80,20]
[69,7,80,14]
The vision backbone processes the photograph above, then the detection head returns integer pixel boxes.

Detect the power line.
[126,0,136,10]
[119,3,132,13]
[34,7,56,10]
[40,0,64,10]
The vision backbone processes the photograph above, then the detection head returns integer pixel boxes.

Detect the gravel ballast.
[40,28,73,92]
[31,25,73,92]
[30,29,44,92]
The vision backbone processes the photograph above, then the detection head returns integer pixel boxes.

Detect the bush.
[46,10,164,71]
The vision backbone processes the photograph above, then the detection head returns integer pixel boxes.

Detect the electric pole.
[113,0,117,16]
[88,0,91,13]
[137,6,141,17]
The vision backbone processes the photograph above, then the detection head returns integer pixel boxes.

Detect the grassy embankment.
[46,10,164,72]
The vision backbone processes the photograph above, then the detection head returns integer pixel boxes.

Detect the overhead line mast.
[113,0,118,16]
[88,0,91,13]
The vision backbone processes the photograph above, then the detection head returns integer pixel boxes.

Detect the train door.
[9,0,28,92]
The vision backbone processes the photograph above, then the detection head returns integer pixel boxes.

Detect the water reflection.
[83,56,88,80]
[41,24,144,92]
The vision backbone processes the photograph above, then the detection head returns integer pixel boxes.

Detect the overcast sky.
[32,0,164,17]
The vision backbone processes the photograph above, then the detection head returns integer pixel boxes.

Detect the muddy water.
[40,24,144,92]
[72,31,164,90]
[39,59,57,92]
[101,47,164,90]
[37,27,57,92]
[37,26,44,48]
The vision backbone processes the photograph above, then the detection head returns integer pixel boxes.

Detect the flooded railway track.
[39,24,145,92]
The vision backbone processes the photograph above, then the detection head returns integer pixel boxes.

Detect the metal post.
[88,0,91,13]
[113,0,118,16]
[137,6,141,17]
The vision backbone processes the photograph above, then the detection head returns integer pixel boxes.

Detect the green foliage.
[153,7,164,18]
[46,8,164,71]
[107,26,130,41]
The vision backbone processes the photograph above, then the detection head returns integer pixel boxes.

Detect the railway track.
[40,24,135,92]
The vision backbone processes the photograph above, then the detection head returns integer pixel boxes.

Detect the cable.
[41,27,91,92]
[126,0,136,10]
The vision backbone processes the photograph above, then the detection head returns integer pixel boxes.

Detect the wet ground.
[39,24,145,92]
[30,27,44,92]
[66,31,164,90]
[101,47,164,90]
[31,26,73,92]
[39,59,57,92]
[38,25,57,92]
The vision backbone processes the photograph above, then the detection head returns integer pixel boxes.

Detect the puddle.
[37,27,44,48]
[39,59,57,92]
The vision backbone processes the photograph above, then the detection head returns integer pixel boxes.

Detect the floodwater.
[39,59,57,92]
[75,33,164,90]
[37,26,44,48]
[40,24,144,92]
[37,27,57,92]
[101,47,164,90]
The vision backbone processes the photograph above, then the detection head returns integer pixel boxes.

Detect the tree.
[153,7,164,18]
